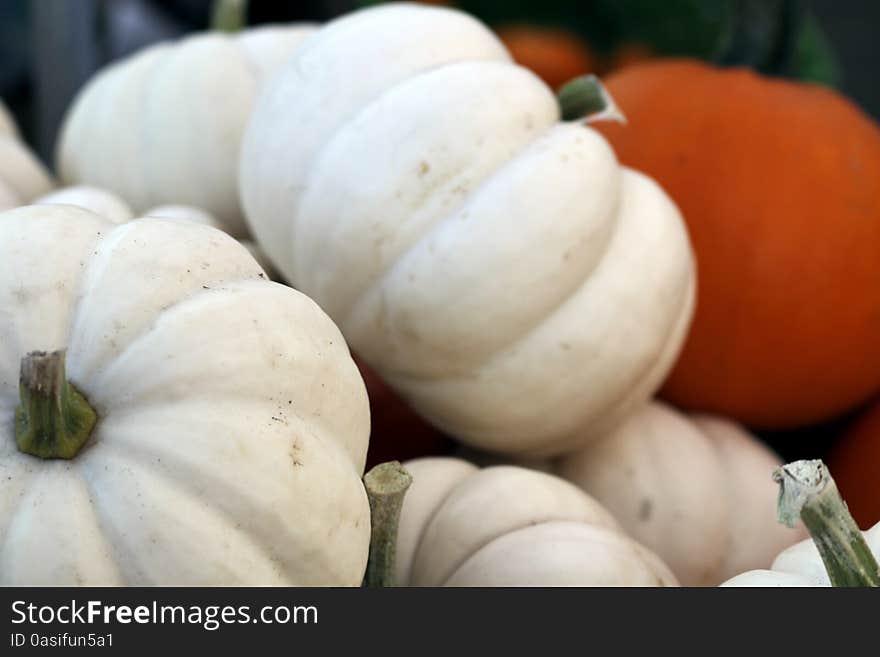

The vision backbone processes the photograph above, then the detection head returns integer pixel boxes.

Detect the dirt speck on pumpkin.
[638,498,653,522]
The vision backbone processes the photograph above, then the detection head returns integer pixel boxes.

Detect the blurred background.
[2,0,878,164]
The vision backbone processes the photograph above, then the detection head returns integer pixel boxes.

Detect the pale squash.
[0,100,53,210]
[722,460,880,587]
[556,401,807,585]
[393,457,678,586]
[145,204,278,280]
[723,522,880,586]
[57,24,318,235]
[239,3,695,456]
[36,185,134,224]
[30,187,278,280]
[0,204,370,585]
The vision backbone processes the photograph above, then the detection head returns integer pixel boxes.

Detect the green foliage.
[358,0,839,86]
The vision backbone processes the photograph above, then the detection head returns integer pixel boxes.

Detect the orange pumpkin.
[828,401,880,528]
[496,24,599,90]
[596,59,880,429]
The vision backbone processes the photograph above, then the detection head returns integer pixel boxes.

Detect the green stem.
[210,0,248,33]
[15,350,97,460]
[362,461,413,588]
[557,74,626,125]
[774,459,879,587]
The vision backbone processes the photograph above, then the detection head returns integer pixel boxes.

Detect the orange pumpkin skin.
[828,402,880,528]
[596,59,880,429]
[496,25,599,90]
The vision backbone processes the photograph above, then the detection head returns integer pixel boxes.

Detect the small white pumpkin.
[722,523,880,586]
[555,401,807,586]
[57,23,318,235]
[240,3,695,456]
[35,185,134,224]
[721,460,880,587]
[392,457,678,586]
[0,204,370,585]
[0,100,53,210]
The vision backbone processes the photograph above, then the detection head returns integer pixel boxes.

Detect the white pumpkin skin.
[395,457,679,586]
[57,24,318,235]
[555,402,808,586]
[0,204,370,585]
[0,101,54,210]
[25,187,278,279]
[145,204,279,279]
[36,185,134,224]
[240,4,695,456]
[721,522,880,587]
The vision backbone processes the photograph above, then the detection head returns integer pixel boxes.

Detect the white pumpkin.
[721,460,880,587]
[0,204,370,585]
[57,24,318,235]
[36,185,134,224]
[721,523,880,586]
[28,187,278,279]
[145,204,279,279]
[555,401,807,586]
[0,100,54,210]
[393,457,678,586]
[239,3,695,456]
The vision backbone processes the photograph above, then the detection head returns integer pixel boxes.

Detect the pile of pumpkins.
[1,2,878,587]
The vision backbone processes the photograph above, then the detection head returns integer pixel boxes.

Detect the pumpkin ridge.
[141,38,250,229]
[414,466,619,586]
[79,436,342,585]
[515,273,696,457]
[0,206,109,406]
[405,466,479,585]
[81,278,369,473]
[442,520,677,586]
[242,5,510,280]
[0,462,126,585]
[0,445,41,578]
[291,58,546,302]
[0,137,54,203]
[333,128,565,343]
[373,189,694,455]
[684,418,739,585]
[233,25,320,89]
[64,220,265,393]
[394,457,479,585]
[80,46,169,210]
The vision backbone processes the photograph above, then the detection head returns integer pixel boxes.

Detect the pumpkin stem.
[210,0,247,33]
[557,74,626,125]
[363,461,413,587]
[774,459,879,587]
[15,350,97,460]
